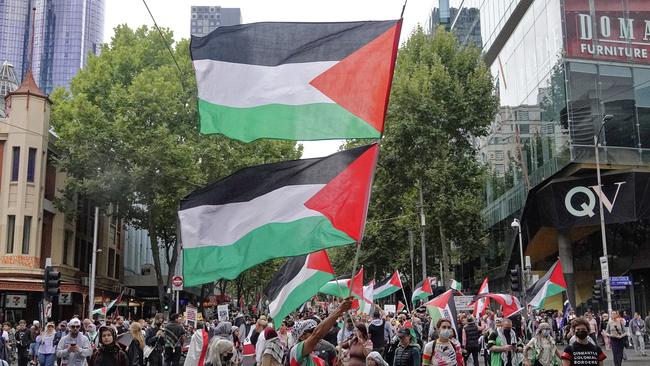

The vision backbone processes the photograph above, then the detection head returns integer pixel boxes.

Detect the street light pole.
[88,206,99,319]
[595,114,614,315]
[418,181,427,281]
[512,218,529,337]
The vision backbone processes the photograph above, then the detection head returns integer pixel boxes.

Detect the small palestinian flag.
[180,144,378,286]
[349,267,365,308]
[91,291,122,316]
[373,270,403,299]
[425,289,458,331]
[411,277,433,304]
[527,259,567,309]
[319,277,351,297]
[191,20,402,142]
[473,277,490,317]
[266,250,334,328]
[450,279,462,292]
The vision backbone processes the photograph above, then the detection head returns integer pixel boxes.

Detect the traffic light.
[593,282,603,301]
[510,265,521,292]
[44,266,60,299]
[162,295,171,311]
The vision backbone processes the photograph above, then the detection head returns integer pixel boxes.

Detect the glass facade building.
[0,0,104,95]
[431,0,650,312]
[190,6,242,37]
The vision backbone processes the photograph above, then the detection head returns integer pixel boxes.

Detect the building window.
[11,147,19,181]
[6,215,15,253]
[108,248,115,278]
[115,254,120,279]
[22,216,31,254]
[27,148,36,182]
[516,111,529,121]
[495,151,504,160]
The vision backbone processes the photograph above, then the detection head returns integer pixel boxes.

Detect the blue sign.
[610,276,630,281]
[611,286,627,291]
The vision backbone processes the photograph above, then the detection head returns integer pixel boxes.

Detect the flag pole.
[400,286,411,314]
[349,242,361,297]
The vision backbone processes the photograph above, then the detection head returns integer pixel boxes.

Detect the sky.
[104,0,434,157]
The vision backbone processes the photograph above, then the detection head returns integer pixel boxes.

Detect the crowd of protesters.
[2,304,649,366]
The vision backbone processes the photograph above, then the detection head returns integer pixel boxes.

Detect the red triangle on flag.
[306,250,335,274]
[397,301,405,312]
[310,21,402,134]
[390,270,403,288]
[305,144,379,242]
[549,260,568,289]
[349,267,364,298]
[423,277,433,294]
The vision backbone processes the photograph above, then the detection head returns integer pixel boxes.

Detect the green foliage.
[50,25,301,297]
[331,27,498,286]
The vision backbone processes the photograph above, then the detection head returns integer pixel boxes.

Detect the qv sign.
[564,182,626,218]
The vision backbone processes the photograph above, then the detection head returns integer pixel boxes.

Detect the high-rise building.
[429,0,482,48]
[434,0,650,313]
[190,5,242,37]
[0,62,19,117]
[0,0,105,95]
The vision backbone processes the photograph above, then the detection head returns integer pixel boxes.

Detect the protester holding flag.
[422,319,464,366]
[487,318,523,366]
[289,297,353,366]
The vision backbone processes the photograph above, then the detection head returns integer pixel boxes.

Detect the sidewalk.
[602,348,648,366]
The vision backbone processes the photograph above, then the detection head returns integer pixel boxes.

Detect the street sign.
[611,286,627,291]
[5,294,27,308]
[610,276,630,281]
[599,256,609,280]
[59,293,72,305]
[172,275,183,291]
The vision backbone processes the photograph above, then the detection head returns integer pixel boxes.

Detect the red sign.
[565,0,650,64]
[172,276,183,289]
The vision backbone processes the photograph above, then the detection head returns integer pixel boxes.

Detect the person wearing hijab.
[213,323,234,342]
[89,326,128,366]
[524,322,561,366]
[85,324,98,347]
[231,327,242,360]
[365,351,389,366]
[184,324,212,366]
[205,339,235,366]
[260,328,283,366]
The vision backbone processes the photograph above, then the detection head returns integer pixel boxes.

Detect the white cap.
[68,318,81,327]
[33,320,40,326]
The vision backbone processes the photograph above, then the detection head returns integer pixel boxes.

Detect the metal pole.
[418,181,427,280]
[595,133,613,315]
[408,231,415,291]
[88,207,99,319]
[517,224,530,339]
[176,290,180,314]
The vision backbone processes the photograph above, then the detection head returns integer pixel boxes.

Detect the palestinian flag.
[190,20,402,142]
[411,277,433,304]
[425,289,458,331]
[450,279,462,292]
[373,270,403,299]
[319,277,350,297]
[397,301,405,312]
[473,277,490,317]
[349,267,365,307]
[266,250,334,328]
[180,144,378,286]
[472,293,523,318]
[91,291,122,316]
[527,259,567,309]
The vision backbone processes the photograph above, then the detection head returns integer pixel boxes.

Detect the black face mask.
[502,327,512,333]
[576,330,589,340]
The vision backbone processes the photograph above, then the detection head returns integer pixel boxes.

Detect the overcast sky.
[104,0,434,157]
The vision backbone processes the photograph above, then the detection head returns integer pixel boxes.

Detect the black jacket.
[393,343,421,366]
[127,340,144,366]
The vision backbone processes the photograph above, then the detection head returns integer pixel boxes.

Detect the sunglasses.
[69,325,80,329]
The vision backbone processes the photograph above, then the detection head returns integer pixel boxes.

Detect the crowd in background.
[1,304,649,366]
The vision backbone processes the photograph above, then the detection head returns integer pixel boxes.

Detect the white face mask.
[439,329,453,339]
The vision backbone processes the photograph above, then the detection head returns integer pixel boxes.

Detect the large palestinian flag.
[359,281,375,315]
[190,20,402,142]
[411,277,433,304]
[425,289,458,331]
[180,144,378,286]
[266,250,334,328]
[473,277,490,317]
[527,259,567,309]
[373,270,402,299]
[319,277,351,297]
[472,293,523,317]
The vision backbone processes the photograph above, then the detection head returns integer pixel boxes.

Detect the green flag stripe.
[198,99,381,142]
[273,271,333,328]
[374,286,399,299]
[183,216,354,286]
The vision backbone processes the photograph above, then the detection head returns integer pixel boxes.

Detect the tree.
[331,27,498,287]
[50,25,301,302]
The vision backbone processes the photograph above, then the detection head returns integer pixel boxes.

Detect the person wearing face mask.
[487,318,523,366]
[523,323,560,366]
[421,319,463,366]
[560,318,605,366]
